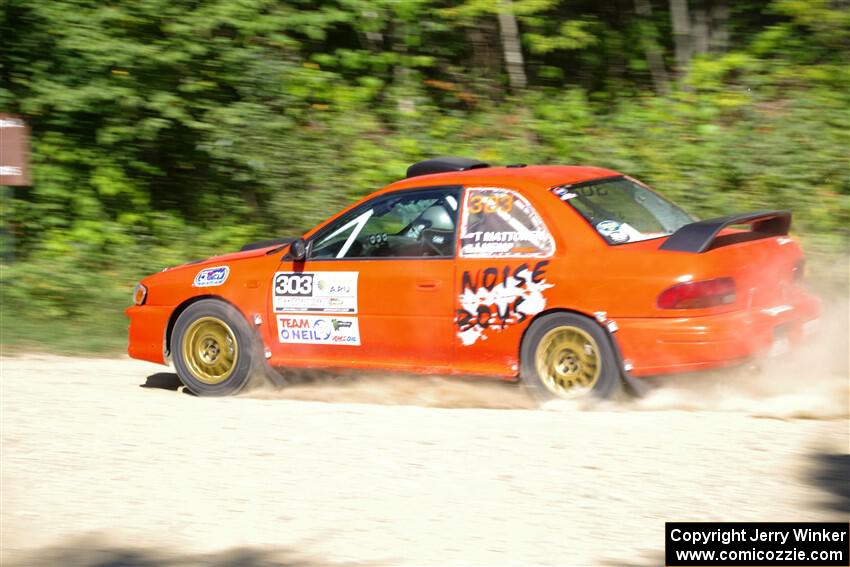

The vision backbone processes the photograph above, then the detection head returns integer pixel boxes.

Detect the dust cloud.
[243,368,537,410]
[244,296,848,420]
[628,294,848,420]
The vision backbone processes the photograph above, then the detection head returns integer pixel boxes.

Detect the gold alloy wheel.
[181,316,239,385]
[535,326,601,396]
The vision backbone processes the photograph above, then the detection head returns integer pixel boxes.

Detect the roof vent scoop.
[406,157,490,178]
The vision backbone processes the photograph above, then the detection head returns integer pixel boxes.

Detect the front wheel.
[172,299,265,396]
[520,313,622,400]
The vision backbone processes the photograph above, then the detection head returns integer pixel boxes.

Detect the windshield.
[551,176,694,244]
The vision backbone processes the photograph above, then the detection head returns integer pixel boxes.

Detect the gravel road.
[1,350,847,566]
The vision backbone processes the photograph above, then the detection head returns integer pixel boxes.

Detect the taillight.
[657,277,736,309]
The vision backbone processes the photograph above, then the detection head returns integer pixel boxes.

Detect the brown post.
[0,113,31,186]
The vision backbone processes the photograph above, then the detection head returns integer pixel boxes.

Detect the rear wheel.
[172,300,264,396]
[520,313,622,400]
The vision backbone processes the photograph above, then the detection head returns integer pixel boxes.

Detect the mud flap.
[595,313,648,398]
[247,323,289,390]
[768,324,792,358]
[610,337,649,398]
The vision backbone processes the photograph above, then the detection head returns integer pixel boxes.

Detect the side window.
[459,187,555,258]
[309,188,461,259]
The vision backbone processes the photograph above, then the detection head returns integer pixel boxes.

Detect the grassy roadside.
[0,300,129,356]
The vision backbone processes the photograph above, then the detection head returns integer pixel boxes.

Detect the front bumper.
[126,305,173,365]
[614,290,821,377]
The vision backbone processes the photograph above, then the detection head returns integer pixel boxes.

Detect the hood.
[163,242,287,274]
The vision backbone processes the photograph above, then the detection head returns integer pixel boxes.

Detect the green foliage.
[0,0,847,353]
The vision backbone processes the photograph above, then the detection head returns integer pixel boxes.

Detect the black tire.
[171,299,266,396]
[520,312,622,401]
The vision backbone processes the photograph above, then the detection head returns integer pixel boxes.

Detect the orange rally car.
[126,158,821,398]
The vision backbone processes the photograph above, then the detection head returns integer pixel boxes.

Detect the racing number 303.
[468,194,513,214]
[275,274,314,296]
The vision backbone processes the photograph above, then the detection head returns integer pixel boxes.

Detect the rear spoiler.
[660,210,791,253]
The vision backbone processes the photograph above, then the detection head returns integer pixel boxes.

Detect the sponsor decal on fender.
[273,271,358,314]
[455,260,553,346]
[193,266,230,287]
[277,315,360,345]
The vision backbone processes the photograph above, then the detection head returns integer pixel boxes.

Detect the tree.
[670,0,692,77]
[497,0,527,92]
[634,0,670,94]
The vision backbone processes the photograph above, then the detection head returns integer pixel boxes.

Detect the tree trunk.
[467,26,489,71]
[496,0,527,92]
[635,0,670,95]
[392,19,415,114]
[709,0,729,53]
[467,23,501,76]
[691,4,710,56]
[669,0,692,78]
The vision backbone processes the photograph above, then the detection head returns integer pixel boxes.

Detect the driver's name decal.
[273,271,358,314]
[459,187,555,258]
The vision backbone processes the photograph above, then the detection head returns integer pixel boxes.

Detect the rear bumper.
[615,290,821,376]
[126,305,172,365]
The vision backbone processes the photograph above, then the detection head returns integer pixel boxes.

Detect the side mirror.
[287,238,307,261]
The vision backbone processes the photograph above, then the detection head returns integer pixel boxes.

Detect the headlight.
[133,283,148,306]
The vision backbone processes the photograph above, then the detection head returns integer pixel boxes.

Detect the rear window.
[551,176,694,245]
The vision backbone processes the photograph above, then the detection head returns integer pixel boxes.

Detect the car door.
[452,186,558,376]
[269,186,461,370]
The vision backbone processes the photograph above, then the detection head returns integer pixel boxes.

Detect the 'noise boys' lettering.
[456,261,552,346]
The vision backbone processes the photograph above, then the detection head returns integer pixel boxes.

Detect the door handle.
[416,280,441,291]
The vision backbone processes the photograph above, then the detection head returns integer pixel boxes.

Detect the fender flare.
[163,295,253,361]
[519,307,647,396]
